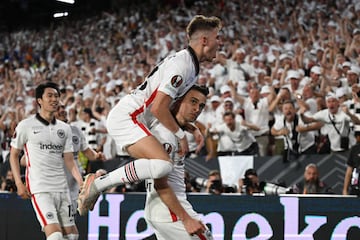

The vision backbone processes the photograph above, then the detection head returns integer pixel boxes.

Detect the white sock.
[94,159,173,192]
[47,232,63,240]
[64,233,79,240]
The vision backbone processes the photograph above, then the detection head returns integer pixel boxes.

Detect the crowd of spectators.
[1,0,360,194]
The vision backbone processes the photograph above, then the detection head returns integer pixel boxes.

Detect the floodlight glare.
[53,12,69,18]
[56,0,75,4]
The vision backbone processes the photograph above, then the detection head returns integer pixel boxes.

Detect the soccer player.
[10,82,83,240]
[78,15,222,236]
[55,104,105,215]
[145,85,213,239]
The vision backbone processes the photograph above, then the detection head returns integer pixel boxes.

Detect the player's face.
[178,90,206,123]
[39,88,60,113]
[203,29,221,62]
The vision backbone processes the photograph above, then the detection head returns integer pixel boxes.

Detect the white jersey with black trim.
[144,122,199,222]
[11,113,74,194]
[107,46,199,129]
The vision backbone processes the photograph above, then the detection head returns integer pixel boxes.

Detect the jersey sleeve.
[63,124,74,153]
[10,120,27,150]
[157,56,188,99]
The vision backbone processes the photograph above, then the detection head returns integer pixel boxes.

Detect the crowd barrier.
[1,193,360,240]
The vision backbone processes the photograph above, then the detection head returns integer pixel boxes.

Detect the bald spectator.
[292,163,333,194]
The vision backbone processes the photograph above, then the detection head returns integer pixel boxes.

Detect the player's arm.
[151,91,189,156]
[82,147,106,161]
[9,147,31,199]
[64,152,83,187]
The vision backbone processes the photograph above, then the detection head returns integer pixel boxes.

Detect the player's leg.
[60,192,79,240]
[94,135,173,190]
[31,193,63,240]
[78,135,173,215]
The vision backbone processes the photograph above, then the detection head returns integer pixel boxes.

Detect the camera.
[259,182,292,195]
[191,177,235,194]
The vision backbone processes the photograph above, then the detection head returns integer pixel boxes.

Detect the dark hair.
[282,99,295,107]
[186,15,222,39]
[35,81,60,100]
[245,168,257,178]
[188,84,209,97]
[171,85,209,114]
[83,108,93,118]
[223,111,235,119]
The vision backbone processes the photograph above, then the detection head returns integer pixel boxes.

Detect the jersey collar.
[36,113,56,125]
[187,46,199,76]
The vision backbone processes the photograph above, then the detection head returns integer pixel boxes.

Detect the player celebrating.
[78,15,222,236]
[145,85,213,239]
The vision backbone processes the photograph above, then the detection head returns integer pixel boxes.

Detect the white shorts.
[146,220,213,240]
[31,192,75,230]
[106,104,152,153]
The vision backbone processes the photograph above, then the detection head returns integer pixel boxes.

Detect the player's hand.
[183,217,206,237]
[16,183,31,199]
[96,151,106,161]
[178,135,189,157]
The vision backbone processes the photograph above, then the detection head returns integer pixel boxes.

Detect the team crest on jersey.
[72,135,79,145]
[163,143,172,154]
[46,212,54,220]
[171,75,183,88]
[57,129,65,138]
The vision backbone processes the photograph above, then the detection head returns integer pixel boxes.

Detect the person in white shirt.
[55,104,105,215]
[211,111,259,156]
[145,85,212,239]
[10,82,83,240]
[232,86,276,156]
[300,93,360,152]
[77,15,222,237]
[271,100,322,162]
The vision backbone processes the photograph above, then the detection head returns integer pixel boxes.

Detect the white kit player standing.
[10,82,83,240]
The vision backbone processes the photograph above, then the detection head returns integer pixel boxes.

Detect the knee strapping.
[64,233,79,240]
[149,160,173,179]
[47,232,63,240]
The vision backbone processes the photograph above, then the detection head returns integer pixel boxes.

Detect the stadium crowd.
[1,0,360,194]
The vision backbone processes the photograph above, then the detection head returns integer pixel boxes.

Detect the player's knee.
[150,160,173,178]
[64,233,79,240]
[46,231,63,240]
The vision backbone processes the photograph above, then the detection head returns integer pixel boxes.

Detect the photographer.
[191,170,236,195]
[205,170,224,195]
[239,168,291,195]
[238,168,261,195]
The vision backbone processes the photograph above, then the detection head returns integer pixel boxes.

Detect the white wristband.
[174,128,185,139]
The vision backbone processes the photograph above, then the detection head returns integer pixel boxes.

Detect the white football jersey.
[11,114,74,194]
[144,122,199,222]
[107,47,199,133]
